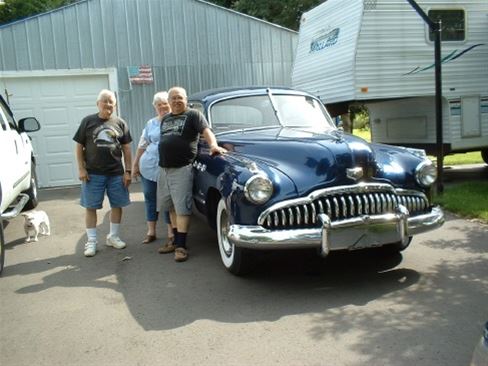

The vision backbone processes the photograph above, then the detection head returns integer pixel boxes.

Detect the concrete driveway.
[1,181,487,366]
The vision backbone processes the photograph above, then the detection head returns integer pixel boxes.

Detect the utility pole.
[405,0,444,193]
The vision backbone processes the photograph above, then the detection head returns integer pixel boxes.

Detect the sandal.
[142,235,156,244]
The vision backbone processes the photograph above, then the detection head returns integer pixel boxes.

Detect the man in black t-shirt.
[73,89,133,257]
[157,86,226,262]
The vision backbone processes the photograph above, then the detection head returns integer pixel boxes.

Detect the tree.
[0,0,77,26]
[207,0,325,30]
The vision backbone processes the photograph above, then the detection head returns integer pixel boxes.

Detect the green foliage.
[0,0,77,26]
[207,0,325,30]
[434,182,488,223]
[350,104,369,130]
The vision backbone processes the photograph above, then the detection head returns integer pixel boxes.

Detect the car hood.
[217,127,377,195]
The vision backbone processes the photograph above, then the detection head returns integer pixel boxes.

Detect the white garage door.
[1,74,110,188]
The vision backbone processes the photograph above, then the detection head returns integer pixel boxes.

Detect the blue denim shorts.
[80,174,130,209]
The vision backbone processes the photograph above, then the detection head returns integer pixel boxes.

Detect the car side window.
[0,100,15,131]
[0,104,8,131]
[189,102,204,114]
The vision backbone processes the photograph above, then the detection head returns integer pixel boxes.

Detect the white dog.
[22,210,51,242]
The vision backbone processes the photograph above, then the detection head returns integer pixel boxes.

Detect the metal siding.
[61,7,82,69]
[0,0,298,157]
[75,3,95,67]
[2,25,20,69]
[52,12,69,69]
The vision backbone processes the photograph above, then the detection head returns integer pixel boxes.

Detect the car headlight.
[415,160,437,187]
[244,175,273,204]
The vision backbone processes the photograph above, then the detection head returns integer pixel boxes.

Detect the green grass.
[442,152,483,165]
[434,182,488,223]
[352,128,371,142]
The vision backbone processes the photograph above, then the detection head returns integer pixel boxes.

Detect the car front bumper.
[227,205,444,255]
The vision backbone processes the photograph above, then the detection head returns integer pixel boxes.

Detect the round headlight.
[244,175,273,204]
[416,160,437,187]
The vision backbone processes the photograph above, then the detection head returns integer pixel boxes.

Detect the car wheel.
[482,149,488,165]
[381,236,412,254]
[23,162,39,211]
[216,198,254,275]
[0,221,5,274]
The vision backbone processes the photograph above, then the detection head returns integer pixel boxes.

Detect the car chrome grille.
[259,184,430,230]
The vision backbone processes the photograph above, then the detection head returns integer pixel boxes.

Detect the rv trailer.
[292,0,488,161]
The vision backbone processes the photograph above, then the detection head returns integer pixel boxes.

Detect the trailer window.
[428,9,465,42]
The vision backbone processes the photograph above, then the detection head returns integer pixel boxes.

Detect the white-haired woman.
[132,92,174,245]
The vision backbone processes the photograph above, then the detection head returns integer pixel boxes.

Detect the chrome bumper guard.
[1,193,29,220]
[227,205,444,255]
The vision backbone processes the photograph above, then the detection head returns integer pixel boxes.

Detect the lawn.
[434,182,488,223]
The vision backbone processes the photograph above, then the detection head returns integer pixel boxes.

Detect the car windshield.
[209,94,336,133]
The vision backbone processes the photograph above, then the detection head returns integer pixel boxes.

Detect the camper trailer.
[292,0,488,161]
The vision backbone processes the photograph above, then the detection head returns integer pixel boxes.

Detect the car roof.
[188,86,312,104]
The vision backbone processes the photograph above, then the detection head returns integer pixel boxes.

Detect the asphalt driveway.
[1,181,487,366]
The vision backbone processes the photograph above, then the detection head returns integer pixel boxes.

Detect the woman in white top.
[132,92,174,245]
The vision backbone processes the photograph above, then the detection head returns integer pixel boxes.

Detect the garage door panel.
[1,73,110,187]
[40,79,69,98]
[45,135,73,154]
[41,107,70,128]
[48,162,78,185]
[10,107,36,120]
[4,79,34,101]
[74,77,108,95]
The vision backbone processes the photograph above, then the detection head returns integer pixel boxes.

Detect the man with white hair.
[73,89,133,257]
[158,86,226,262]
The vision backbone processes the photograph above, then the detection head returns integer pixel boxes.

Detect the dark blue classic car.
[189,87,444,274]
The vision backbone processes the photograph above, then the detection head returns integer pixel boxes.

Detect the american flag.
[128,65,154,85]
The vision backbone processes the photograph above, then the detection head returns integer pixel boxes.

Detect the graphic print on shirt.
[92,125,122,159]
[161,115,187,136]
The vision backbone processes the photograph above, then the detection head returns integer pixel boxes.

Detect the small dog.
[22,210,51,242]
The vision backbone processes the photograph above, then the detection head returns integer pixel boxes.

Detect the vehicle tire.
[216,198,254,275]
[23,162,39,211]
[381,236,412,254]
[0,221,5,274]
[481,149,488,165]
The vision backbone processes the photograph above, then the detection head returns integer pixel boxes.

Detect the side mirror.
[19,117,41,133]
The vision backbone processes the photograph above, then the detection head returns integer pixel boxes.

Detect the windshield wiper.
[266,88,283,126]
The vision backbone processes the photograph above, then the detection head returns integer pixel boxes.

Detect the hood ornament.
[347,167,363,181]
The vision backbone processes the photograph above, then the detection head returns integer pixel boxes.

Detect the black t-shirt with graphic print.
[73,113,132,175]
[158,109,209,168]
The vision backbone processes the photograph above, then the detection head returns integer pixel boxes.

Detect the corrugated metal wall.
[0,0,298,138]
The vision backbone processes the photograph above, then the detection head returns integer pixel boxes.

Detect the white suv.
[0,94,41,273]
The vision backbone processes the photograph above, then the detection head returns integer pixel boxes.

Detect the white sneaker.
[106,235,126,249]
[84,240,97,257]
